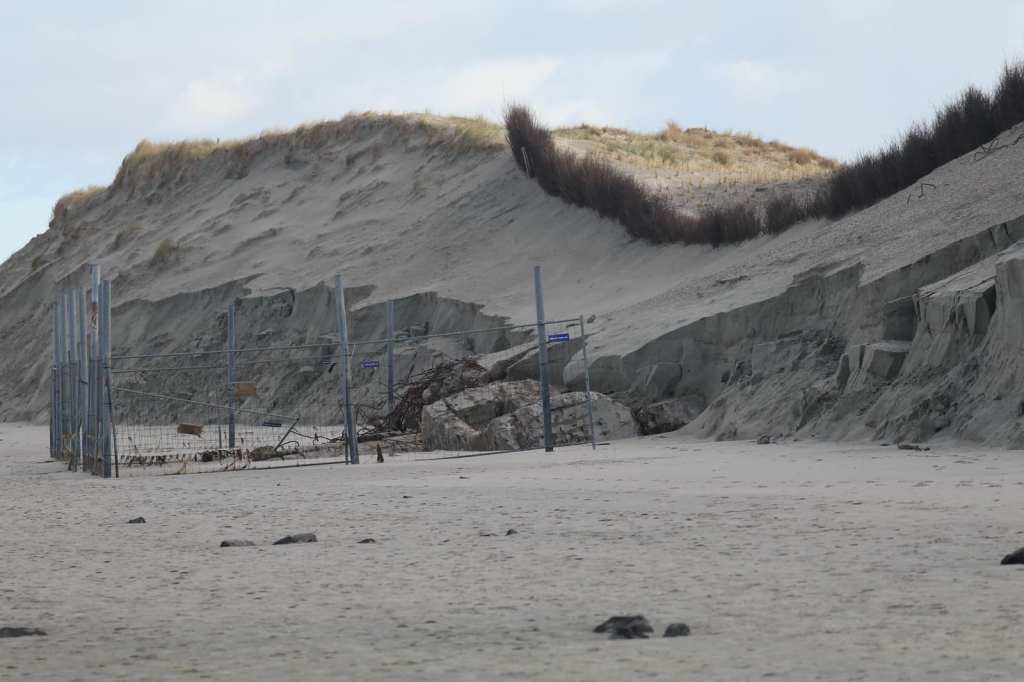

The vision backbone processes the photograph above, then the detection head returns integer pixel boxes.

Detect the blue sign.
[361,359,381,369]
[548,332,570,344]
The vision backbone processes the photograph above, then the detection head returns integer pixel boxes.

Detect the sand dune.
[3,115,1024,444]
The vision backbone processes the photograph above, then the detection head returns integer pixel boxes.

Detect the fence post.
[227,302,237,450]
[56,288,65,462]
[99,280,112,478]
[90,265,101,474]
[103,279,119,478]
[386,299,395,414]
[76,287,87,471]
[51,294,60,460]
[533,266,554,453]
[333,275,359,464]
[579,315,598,451]
[65,290,76,468]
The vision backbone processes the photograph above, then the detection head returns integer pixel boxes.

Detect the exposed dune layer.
[3,114,1024,446]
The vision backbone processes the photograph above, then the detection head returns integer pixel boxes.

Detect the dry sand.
[3,423,1023,680]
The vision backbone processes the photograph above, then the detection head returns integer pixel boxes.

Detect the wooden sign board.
[235,382,258,398]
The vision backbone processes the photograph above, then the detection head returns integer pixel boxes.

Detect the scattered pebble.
[220,540,255,548]
[273,533,317,545]
[505,529,518,536]
[357,538,376,544]
[1001,547,1024,565]
[0,627,46,638]
[479,532,496,537]
[127,517,146,524]
[663,623,691,637]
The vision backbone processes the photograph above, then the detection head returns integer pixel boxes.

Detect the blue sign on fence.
[548,332,570,344]
[361,359,381,369]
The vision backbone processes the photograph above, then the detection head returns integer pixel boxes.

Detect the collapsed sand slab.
[420,381,636,451]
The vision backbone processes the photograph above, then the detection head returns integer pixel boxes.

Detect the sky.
[2,0,1023,262]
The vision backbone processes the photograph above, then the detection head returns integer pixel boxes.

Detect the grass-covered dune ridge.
[50,113,505,227]
[506,60,1024,246]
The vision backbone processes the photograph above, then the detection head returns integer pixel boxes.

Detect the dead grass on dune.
[52,113,504,218]
[553,120,838,184]
[506,104,806,246]
[122,113,503,167]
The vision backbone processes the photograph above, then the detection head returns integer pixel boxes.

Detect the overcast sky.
[2,0,1023,262]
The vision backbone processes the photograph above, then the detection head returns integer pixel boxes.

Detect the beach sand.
[2,423,1023,680]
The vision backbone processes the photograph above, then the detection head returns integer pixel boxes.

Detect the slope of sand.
[3,424,1023,681]
[3,118,1024,419]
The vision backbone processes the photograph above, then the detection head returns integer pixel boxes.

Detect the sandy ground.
[3,423,1024,681]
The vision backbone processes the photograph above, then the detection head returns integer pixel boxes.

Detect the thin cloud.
[170,74,257,131]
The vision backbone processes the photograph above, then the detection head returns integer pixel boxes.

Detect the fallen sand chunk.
[273,533,317,545]
[594,615,653,639]
[663,623,691,637]
[0,627,46,638]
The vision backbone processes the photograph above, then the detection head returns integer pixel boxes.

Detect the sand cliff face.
[3,115,1024,445]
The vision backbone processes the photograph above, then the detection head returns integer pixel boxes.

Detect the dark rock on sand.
[1001,547,1024,565]
[663,623,691,637]
[0,627,46,638]
[357,538,376,544]
[127,517,146,524]
[594,615,653,639]
[220,539,256,547]
[273,533,318,545]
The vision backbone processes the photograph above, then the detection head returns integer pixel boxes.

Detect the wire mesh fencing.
[54,267,600,477]
[50,266,114,476]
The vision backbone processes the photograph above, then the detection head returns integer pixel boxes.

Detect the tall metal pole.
[104,279,119,478]
[102,278,118,475]
[55,291,63,461]
[90,265,101,474]
[579,315,598,451]
[386,299,395,414]
[333,275,359,464]
[65,290,73,463]
[99,280,112,478]
[51,294,60,460]
[76,287,88,471]
[534,266,554,453]
[227,303,237,450]
[65,290,76,468]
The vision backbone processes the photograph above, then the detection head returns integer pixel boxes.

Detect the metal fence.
[51,266,597,477]
[50,265,114,476]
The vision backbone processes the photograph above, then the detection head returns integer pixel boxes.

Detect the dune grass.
[52,113,505,218]
[505,104,788,246]
[815,61,1024,218]
[553,121,837,184]
[506,59,1024,246]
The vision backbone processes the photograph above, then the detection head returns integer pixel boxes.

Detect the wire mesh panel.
[108,347,350,473]
[65,268,600,477]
